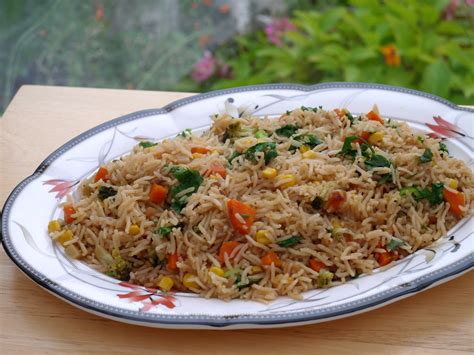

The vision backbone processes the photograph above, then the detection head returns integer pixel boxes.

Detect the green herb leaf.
[300,105,322,112]
[378,173,393,185]
[428,182,444,205]
[177,128,192,138]
[169,167,203,213]
[400,183,444,205]
[138,141,157,148]
[156,226,172,237]
[386,239,404,251]
[98,186,117,200]
[339,136,359,158]
[227,151,243,164]
[364,154,391,169]
[294,133,322,148]
[346,111,355,125]
[278,235,303,247]
[420,148,433,163]
[236,277,261,290]
[439,142,449,156]
[275,124,299,137]
[417,136,425,143]
[244,142,278,164]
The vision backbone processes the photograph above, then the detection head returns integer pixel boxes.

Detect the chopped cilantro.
[339,136,359,158]
[386,239,404,251]
[290,133,322,151]
[275,124,299,138]
[138,141,157,148]
[420,148,433,163]
[244,142,278,164]
[278,235,303,247]
[236,277,261,290]
[346,111,355,125]
[156,226,172,237]
[227,151,242,164]
[400,182,444,205]
[169,167,203,213]
[177,128,192,138]
[439,142,449,156]
[364,154,391,169]
[417,136,425,144]
[378,173,393,185]
[300,105,322,112]
[98,186,117,200]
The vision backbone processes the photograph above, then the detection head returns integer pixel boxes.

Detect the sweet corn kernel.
[192,153,204,159]
[209,266,225,277]
[48,220,61,233]
[368,131,384,145]
[129,224,140,235]
[158,276,174,292]
[255,230,271,245]
[302,150,317,159]
[211,150,219,155]
[448,179,458,189]
[278,174,297,189]
[250,266,263,274]
[57,230,73,246]
[262,167,278,179]
[299,144,310,153]
[331,218,341,229]
[183,273,199,289]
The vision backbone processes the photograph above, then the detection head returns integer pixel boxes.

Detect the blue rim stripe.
[1,82,473,327]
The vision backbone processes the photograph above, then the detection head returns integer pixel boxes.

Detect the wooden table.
[0,85,472,354]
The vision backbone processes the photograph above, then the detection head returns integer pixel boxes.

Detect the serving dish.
[1,82,473,329]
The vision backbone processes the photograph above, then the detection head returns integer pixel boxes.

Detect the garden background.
[1,0,473,115]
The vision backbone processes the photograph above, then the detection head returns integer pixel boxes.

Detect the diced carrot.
[309,259,326,272]
[149,183,168,204]
[205,162,227,178]
[261,251,282,267]
[219,241,241,263]
[94,166,109,182]
[191,147,211,154]
[367,110,384,124]
[325,189,347,213]
[63,204,76,224]
[376,252,392,266]
[443,188,465,218]
[355,131,370,144]
[227,199,256,234]
[167,252,178,271]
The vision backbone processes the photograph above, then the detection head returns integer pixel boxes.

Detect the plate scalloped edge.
[1,82,473,329]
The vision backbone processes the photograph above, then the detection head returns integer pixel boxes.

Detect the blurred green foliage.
[196,0,474,104]
[1,0,472,114]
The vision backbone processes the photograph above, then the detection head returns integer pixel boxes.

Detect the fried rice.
[48,106,474,301]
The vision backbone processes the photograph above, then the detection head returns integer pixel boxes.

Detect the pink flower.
[191,51,217,83]
[264,17,296,46]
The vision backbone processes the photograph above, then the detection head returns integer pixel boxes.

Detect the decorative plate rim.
[1,82,473,328]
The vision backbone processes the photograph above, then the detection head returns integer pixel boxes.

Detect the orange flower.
[219,4,230,13]
[95,1,104,22]
[380,44,401,67]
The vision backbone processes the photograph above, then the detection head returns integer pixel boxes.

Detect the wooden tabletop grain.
[0,85,472,355]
